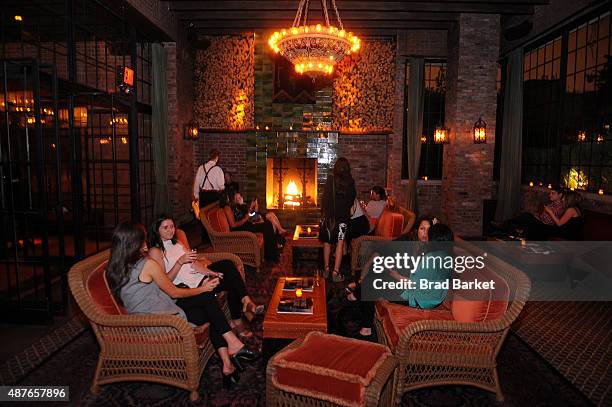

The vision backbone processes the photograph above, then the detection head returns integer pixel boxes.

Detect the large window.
[522,8,611,193]
[402,60,446,180]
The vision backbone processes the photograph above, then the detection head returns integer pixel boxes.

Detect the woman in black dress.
[319,157,356,282]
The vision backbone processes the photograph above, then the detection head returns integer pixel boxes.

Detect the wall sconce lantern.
[596,134,604,143]
[434,125,449,144]
[473,117,486,144]
[184,123,199,140]
[577,130,587,142]
[420,135,427,144]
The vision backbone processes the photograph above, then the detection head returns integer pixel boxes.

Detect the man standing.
[193,149,225,208]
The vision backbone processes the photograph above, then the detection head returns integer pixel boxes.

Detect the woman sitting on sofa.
[147,214,264,338]
[221,191,281,261]
[347,223,454,338]
[541,189,583,240]
[106,222,259,390]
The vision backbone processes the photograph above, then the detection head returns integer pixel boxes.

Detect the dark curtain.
[495,49,523,220]
[152,43,169,215]
[405,58,425,212]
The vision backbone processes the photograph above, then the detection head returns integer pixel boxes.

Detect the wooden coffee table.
[291,224,323,269]
[262,276,327,361]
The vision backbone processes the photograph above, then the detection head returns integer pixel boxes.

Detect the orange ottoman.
[266,331,398,407]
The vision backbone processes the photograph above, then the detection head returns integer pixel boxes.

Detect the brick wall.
[399,30,447,57]
[193,133,249,198]
[417,181,443,217]
[165,39,198,223]
[441,14,499,236]
[338,134,388,200]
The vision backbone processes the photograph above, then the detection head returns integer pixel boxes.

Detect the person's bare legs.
[217,347,235,375]
[223,331,245,355]
[265,212,286,234]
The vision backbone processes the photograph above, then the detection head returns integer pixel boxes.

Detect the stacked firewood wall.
[332,41,395,133]
[194,36,255,130]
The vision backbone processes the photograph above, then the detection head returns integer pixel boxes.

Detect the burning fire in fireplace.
[283,180,302,206]
[284,180,301,207]
[266,158,318,209]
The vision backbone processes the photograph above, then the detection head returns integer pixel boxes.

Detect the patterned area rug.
[513,301,612,406]
[6,238,600,406]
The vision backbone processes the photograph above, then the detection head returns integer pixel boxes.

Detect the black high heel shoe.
[222,370,239,390]
[230,347,260,372]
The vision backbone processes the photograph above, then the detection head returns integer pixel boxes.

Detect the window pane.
[569,30,577,51]
[598,38,609,64]
[576,47,586,71]
[577,24,587,47]
[599,14,610,39]
[553,59,560,79]
[567,51,576,74]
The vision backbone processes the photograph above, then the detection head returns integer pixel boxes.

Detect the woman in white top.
[147,215,264,339]
[359,186,388,232]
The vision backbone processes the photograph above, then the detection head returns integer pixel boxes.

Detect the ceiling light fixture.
[268,0,360,76]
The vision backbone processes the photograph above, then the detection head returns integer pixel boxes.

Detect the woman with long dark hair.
[106,222,258,390]
[147,214,264,338]
[320,157,356,282]
[347,223,454,338]
[221,191,281,261]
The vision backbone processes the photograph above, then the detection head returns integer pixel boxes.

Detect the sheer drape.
[152,43,170,215]
[495,49,523,221]
[404,58,425,213]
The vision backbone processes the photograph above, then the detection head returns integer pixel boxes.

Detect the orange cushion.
[208,208,230,232]
[271,331,393,407]
[86,262,127,315]
[375,211,404,238]
[451,267,509,322]
[375,301,453,350]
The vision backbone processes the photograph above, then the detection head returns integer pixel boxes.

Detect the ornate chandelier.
[268,0,360,76]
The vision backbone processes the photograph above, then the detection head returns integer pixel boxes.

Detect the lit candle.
[295,288,303,298]
[529,182,534,187]
[599,189,604,195]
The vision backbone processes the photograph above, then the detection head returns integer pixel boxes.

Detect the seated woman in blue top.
[105,222,258,390]
[348,223,454,338]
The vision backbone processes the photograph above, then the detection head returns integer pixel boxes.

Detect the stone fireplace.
[266,158,318,209]
[253,131,339,223]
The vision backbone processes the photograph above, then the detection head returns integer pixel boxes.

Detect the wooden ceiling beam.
[170,1,535,15]
[169,0,549,7]
[177,11,459,22]
[190,20,453,30]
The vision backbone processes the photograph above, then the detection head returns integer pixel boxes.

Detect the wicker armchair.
[351,206,416,275]
[200,202,263,272]
[68,249,244,401]
[374,239,531,403]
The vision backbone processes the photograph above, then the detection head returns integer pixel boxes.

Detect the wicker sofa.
[68,249,244,401]
[373,238,531,403]
[200,202,263,272]
[351,206,416,275]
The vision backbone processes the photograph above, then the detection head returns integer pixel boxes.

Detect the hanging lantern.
[434,125,449,144]
[473,117,486,144]
[184,123,199,140]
